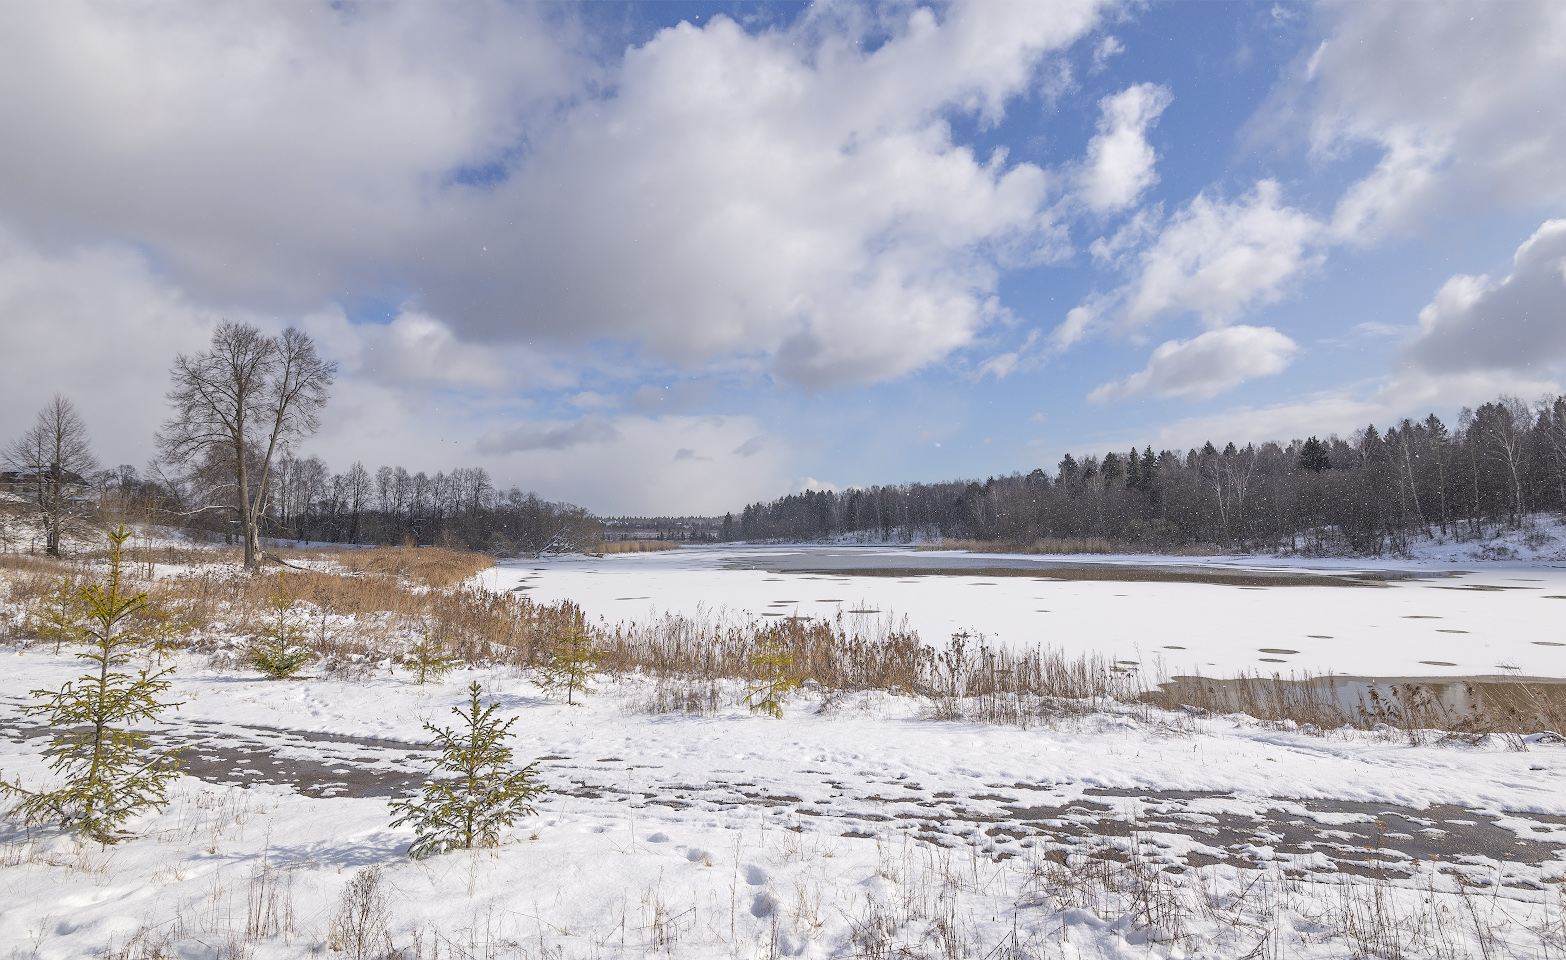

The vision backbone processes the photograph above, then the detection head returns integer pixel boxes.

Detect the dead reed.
[1147,672,1566,738]
[921,537,1222,556]
[294,546,495,589]
[595,539,680,554]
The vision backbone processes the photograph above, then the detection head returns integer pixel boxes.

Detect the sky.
[0,1,1563,516]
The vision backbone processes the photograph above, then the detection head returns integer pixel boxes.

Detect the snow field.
[5,645,1566,958]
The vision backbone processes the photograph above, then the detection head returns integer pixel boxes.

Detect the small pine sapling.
[247,572,313,680]
[1,526,182,841]
[402,617,457,685]
[390,681,545,858]
[536,621,604,705]
[745,628,800,719]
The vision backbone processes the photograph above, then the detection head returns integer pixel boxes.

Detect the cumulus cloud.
[0,228,217,468]
[1088,326,1298,403]
[1077,83,1172,213]
[0,2,1106,388]
[477,416,621,455]
[1056,181,1323,348]
[1405,219,1566,374]
[1291,3,1566,239]
[1120,181,1322,329]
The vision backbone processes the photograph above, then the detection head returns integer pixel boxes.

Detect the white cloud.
[1090,36,1124,73]
[1088,326,1298,403]
[1121,181,1322,329]
[0,225,792,514]
[1405,219,1566,375]
[0,2,586,304]
[0,228,217,469]
[1056,181,1323,348]
[1076,83,1172,214]
[1294,3,1566,239]
[0,2,1107,389]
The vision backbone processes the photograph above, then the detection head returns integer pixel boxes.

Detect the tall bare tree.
[2,394,99,556]
[157,322,336,568]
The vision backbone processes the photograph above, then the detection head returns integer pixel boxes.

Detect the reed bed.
[595,539,680,554]
[294,546,495,589]
[922,537,1222,556]
[1148,671,1566,740]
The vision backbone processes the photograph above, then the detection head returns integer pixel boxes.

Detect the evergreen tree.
[390,682,545,858]
[1,527,182,841]
[401,616,457,685]
[29,575,87,653]
[247,572,313,680]
[745,628,800,719]
[536,622,604,705]
[1299,436,1331,473]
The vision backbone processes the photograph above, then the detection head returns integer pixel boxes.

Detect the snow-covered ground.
[483,544,1566,680]
[4,651,1566,959]
[6,539,1566,958]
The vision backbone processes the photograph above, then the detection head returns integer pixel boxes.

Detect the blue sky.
[1,2,1563,514]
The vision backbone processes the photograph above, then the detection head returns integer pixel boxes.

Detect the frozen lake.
[483,544,1566,680]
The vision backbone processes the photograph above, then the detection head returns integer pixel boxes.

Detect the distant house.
[0,469,91,488]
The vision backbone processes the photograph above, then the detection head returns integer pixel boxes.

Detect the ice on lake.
[483,544,1566,680]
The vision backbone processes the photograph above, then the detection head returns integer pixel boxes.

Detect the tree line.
[2,322,600,562]
[725,394,1566,555]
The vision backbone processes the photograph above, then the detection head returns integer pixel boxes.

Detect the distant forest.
[101,458,602,556]
[723,394,1566,555]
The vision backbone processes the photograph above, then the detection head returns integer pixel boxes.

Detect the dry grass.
[601,614,1140,726]
[1148,672,1566,738]
[922,537,1222,556]
[595,539,680,554]
[293,546,495,589]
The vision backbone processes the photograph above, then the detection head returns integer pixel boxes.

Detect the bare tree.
[3,395,99,556]
[157,322,336,568]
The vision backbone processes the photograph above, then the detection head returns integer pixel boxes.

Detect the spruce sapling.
[247,572,313,680]
[390,681,545,858]
[536,621,604,705]
[745,627,800,719]
[1,526,182,841]
[401,616,457,685]
[29,575,86,653]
